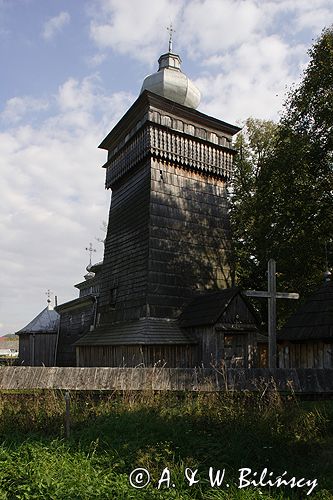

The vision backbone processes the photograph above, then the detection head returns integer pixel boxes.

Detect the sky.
[0,0,332,336]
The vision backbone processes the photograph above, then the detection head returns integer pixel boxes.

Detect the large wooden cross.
[244,259,299,369]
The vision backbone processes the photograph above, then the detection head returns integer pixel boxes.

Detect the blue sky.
[0,0,332,336]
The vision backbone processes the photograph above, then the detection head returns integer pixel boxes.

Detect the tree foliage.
[230,26,333,324]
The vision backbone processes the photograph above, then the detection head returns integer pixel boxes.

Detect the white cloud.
[42,11,70,40]
[258,0,333,35]
[180,0,265,56]
[1,96,49,123]
[89,0,184,63]
[195,35,307,123]
[0,77,134,335]
[86,0,327,125]
[295,7,333,32]
[86,53,107,67]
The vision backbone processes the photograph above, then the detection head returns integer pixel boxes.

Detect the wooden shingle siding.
[148,160,233,319]
[98,161,150,323]
[78,91,239,364]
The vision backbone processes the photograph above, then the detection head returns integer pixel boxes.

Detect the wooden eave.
[55,295,96,313]
[98,90,241,152]
[75,275,100,290]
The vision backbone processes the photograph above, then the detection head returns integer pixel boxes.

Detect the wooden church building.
[70,47,264,368]
[16,299,59,366]
[55,261,103,366]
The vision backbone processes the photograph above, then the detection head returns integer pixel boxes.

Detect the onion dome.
[140,52,201,109]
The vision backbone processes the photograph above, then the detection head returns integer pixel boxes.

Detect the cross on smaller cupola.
[85,242,96,267]
[167,23,175,52]
[45,289,54,309]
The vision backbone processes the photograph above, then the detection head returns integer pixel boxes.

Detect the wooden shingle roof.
[75,318,196,346]
[179,288,260,329]
[279,280,333,341]
[16,307,59,335]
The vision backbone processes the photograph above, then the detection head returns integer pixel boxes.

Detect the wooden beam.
[245,291,299,299]
[268,259,277,370]
[244,259,299,370]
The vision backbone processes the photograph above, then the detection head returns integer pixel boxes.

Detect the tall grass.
[0,388,331,499]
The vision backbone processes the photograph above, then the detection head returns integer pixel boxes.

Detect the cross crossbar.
[244,291,299,300]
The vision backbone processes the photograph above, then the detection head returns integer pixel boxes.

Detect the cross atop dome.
[167,23,175,52]
[140,34,201,109]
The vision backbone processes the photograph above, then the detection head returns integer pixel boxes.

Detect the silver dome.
[140,53,201,109]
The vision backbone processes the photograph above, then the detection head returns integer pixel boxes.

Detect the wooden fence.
[0,367,332,393]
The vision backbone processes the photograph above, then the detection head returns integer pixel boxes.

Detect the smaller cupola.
[140,28,201,109]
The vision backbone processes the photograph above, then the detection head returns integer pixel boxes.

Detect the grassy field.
[0,388,331,499]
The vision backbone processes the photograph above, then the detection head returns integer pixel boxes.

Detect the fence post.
[64,391,70,438]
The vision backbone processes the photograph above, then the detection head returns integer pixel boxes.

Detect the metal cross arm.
[85,242,97,266]
[167,23,176,52]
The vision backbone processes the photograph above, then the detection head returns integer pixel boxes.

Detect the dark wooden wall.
[77,344,197,368]
[220,293,258,325]
[98,158,233,325]
[18,334,57,366]
[56,304,95,366]
[98,161,151,323]
[186,326,257,368]
[147,160,233,319]
[278,341,333,368]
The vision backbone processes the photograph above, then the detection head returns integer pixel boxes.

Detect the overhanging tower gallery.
[75,49,241,367]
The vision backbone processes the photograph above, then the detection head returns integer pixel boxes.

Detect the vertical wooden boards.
[277,341,333,369]
[18,334,57,366]
[77,344,197,368]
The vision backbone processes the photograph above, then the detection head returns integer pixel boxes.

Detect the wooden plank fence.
[0,367,333,393]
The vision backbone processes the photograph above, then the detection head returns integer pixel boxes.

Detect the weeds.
[0,388,331,498]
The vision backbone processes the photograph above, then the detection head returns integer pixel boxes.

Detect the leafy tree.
[230,118,279,288]
[282,25,333,153]
[230,26,333,324]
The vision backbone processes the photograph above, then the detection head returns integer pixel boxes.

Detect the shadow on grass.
[0,391,332,499]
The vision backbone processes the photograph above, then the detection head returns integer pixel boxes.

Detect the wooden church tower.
[76,47,241,367]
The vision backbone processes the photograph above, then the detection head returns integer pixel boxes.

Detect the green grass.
[0,389,331,499]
